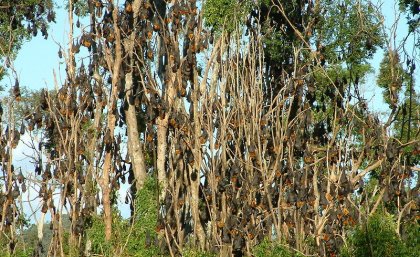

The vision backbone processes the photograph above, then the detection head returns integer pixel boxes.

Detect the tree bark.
[191,69,206,249]
[100,1,124,241]
[123,0,148,192]
[124,71,147,190]
[156,117,169,201]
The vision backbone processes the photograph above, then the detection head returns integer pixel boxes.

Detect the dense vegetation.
[0,0,418,256]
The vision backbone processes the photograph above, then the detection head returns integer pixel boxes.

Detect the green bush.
[0,236,33,257]
[86,177,160,257]
[403,220,420,256]
[182,247,216,257]
[252,238,304,257]
[121,177,161,257]
[85,214,114,256]
[341,213,417,257]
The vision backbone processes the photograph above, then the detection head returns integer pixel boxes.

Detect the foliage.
[0,224,35,257]
[376,50,419,165]
[377,51,410,107]
[203,0,253,32]
[252,238,304,257]
[402,220,420,256]
[395,90,420,165]
[399,0,420,39]
[121,177,161,257]
[258,0,309,69]
[341,212,417,257]
[0,247,33,257]
[85,214,114,256]
[86,177,160,257]
[181,248,216,257]
[316,0,384,65]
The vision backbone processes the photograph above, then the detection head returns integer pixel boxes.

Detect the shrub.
[252,238,304,257]
[86,177,160,257]
[341,212,416,257]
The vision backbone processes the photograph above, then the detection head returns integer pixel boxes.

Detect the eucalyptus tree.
[0,0,418,256]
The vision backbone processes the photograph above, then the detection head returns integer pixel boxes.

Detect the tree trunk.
[99,1,124,240]
[156,117,169,201]
[101,162,113,241]
[123,0,148,192]
[125,72,147,190]
[191,69,206,249]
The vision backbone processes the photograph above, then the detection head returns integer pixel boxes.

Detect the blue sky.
[4,3,67,91]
